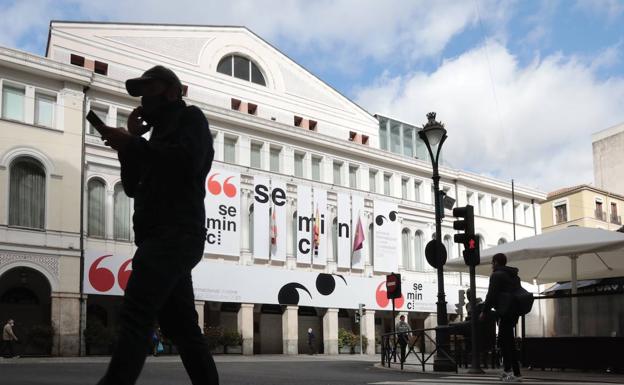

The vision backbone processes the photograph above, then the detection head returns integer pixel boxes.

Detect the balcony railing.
[611,215,622,225]
[595,209,606,221]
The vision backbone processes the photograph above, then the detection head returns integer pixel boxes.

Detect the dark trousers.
[398,336,408,362]
[97,235,219,385]
[1,340,16,357]
[499,315,520,377]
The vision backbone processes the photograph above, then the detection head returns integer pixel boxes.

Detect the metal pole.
[78,85,90,357]
[392,298,396,362]
[571,256,579,336]
[511,179,516,241]
[468,264,484,374]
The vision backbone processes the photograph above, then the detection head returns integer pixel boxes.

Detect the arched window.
[498,238,507,245]
[414,231,424,271]
[249,204,254,253]
[9,157,46,229]
[368,223,374,265]
[217,54,266,86]
[291,211,298,256]
[444,234,453,259]
[88,178,106,237]
[113,183,131,240]
[401,228,411,269]
[331,217,338,262]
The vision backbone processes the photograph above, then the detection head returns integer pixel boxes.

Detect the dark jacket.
[483,265,521,317]
[118,100,214,244]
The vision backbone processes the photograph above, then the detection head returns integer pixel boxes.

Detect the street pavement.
[1,355,622,385]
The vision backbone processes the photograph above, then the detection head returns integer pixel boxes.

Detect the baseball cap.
[125,65,182,97]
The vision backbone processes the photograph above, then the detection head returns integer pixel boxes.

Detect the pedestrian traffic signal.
[355,310,361,323]
[359,303,366,316]
[455,289,465,316]
[452,205,480,265]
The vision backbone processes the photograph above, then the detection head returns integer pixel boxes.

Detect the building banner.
[271,179,288,262]
[374,200,399,273]
[336,193,351,269]
[253,175,271,260]
[296,185,312,264]
[312,187,327,266]
[204,166,241,257]
[351,195,366,269]
[83,252,460,313]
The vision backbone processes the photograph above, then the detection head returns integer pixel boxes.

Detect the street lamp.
[418,112,454,371]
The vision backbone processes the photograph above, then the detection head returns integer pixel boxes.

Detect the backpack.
[497,286,534,317]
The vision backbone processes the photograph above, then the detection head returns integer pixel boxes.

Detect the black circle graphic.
[389,211,397,221]
[316,274,336,296]
[375,215,385,226]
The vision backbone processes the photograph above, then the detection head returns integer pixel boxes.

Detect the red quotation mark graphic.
[88,255,133,292]
[375,281,404,308]
[207,174,237,197]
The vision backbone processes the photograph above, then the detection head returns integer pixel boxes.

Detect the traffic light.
[354,310,361,323]
[359,303,366,316]
[452,205,480,266]
[455,289,466,316]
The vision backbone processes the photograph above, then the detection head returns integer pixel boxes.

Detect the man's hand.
[127,106,151,136]
[100,126,134,152]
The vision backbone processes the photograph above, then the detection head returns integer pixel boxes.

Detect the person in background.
[1,319,19,358]
[307,327,316,354]
[480,253,522,382]
[395,315,411,362]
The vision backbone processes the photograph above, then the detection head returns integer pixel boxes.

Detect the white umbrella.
[446,227,624,335]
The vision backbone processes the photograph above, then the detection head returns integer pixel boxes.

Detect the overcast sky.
[2,0,623,192]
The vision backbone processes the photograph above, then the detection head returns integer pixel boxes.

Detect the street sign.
[385,273,402,299]
[425,240,447,269]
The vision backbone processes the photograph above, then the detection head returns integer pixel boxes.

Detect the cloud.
[574,0,624,22]
[354,41,624,192]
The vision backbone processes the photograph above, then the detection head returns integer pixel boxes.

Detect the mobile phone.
[86,110,106,134]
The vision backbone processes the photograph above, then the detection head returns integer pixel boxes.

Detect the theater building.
[0,21,545,356]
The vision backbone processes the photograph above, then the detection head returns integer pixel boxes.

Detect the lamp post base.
[433,356,456,372]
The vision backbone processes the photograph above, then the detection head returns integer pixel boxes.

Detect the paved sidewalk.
[376,361,624,384]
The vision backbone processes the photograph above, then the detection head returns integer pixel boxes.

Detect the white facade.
[0,21,545,356]
[593,122,624,196]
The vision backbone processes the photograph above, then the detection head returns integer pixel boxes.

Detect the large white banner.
[83,252,460,313]
[296,185,312,264]
[351,195,366,270]
[374,200,399,273]
[253,175,271,260]
[271,179,288,262]
[204,167,241,257]
[336,193,351,269]
[312,187,327,266]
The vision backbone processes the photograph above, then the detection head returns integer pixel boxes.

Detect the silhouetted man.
[95,65,218,385]
[480,253,521,382]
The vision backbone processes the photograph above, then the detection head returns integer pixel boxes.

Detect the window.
[88,179,106,237]
[368,223,374,265]
[524,205,531,225]
[401,229,411,269]
[113,183,131,240]
[384,174,391,195]
[331,218,338,262]
[88,105,108,135]
[349,165,358,189]
[70,54,85,67]
[595,200,605,221]
[224,136,237,164]
[250,143,262,169]
[403,125,414,157]
[491,197,497,218]
[116,110,129,129]
[611,203,620,224]
[294,152,304,177]
[9,157,45,229]
[333,161,342,185]
[414,231,424,271]
[414,180,422,202]
[270,147,281,173]
[401,178,408,200]
[249,204,254,252]
[311,156,322,181]
[501,200,508,221]
[379,116,388,150]
[444,234,453,259]
[2,85,25,122]
[369,170,377,193]
[217,54,266,86]
[94,61,108,76]
[478,194,486,215]
[390,121,401,153]
[34,93,55,127]
[554,203,567,224]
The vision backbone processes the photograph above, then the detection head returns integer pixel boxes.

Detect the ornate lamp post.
[418,112,453,371]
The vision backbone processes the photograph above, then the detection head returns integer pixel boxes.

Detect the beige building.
[593,122,624,196]
[541,184,623,232]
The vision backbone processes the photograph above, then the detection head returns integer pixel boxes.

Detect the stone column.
[424,313,437,353]
[322,308,338,355]
[195,301,205,333]
[238,303,254,355]
[282,305,298,355]
[51,292,81,356]
[362,310,376,355]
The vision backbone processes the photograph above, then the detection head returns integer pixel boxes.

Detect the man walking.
[1,319,19,358]
[395,315,411,363]
[94,65,218,385]
[480,253,522,382]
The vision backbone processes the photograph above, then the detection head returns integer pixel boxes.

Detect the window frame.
[2,82,26,123]
[217,54,267,86]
